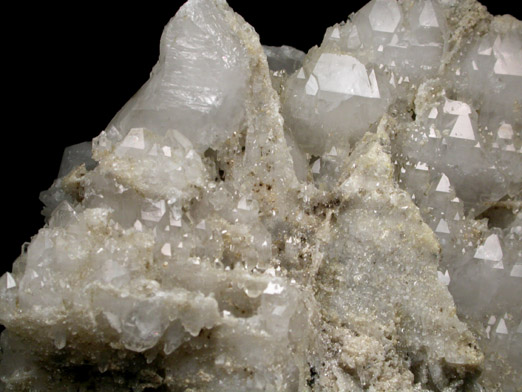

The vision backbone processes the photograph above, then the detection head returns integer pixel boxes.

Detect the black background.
[2,1,520,275]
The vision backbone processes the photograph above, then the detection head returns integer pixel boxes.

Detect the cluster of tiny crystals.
[1,0,520,391]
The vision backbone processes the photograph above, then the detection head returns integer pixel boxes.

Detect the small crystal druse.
[1,0,520,391]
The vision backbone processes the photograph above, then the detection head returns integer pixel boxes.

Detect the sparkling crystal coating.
[1,0,521,391]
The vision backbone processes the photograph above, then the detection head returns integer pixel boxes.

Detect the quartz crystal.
[1,0,520,391]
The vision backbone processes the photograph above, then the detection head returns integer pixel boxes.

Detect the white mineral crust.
[1,0,521,391]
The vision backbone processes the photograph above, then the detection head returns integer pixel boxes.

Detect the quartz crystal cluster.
[1,0,520,391]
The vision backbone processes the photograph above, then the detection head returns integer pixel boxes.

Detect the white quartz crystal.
[1,0,520,391]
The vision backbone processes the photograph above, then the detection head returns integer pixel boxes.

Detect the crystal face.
[1,0,521,391]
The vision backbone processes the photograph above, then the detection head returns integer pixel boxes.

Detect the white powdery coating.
[1,0,521,391]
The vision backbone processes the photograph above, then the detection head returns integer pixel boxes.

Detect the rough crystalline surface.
[1,0,520,391]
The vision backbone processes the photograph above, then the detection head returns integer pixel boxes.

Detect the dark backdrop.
[2,1,520,275]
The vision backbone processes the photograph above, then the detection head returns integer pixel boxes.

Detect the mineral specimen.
[1,0,520,391]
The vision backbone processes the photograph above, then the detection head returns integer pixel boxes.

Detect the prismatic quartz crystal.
[1,0,520,391]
